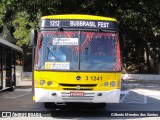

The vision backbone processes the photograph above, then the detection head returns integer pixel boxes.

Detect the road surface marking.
[121,90,130,94]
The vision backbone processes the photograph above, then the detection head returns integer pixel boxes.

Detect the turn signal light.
[104,82,109,87]
[110,81,116,87]
[47,81,53,86]
[40,80,46,86]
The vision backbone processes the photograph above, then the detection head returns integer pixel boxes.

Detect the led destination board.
[40,19,118,30]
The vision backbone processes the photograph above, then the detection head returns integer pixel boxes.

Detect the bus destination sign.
[40,19,118,30]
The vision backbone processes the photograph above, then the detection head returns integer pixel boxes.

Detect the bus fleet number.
[50,21,60,26]
[85,76,102,81]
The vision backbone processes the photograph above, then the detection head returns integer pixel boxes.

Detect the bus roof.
[41,14,117,22]
[0,37,22,52]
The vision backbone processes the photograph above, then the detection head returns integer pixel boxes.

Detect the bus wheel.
[97,103,106,109]
[44,102,55,109]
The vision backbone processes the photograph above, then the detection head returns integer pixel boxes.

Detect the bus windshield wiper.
[47,27,62,48]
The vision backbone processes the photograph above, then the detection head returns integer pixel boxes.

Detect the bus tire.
[97,103,106,109]
[44,102,55,109]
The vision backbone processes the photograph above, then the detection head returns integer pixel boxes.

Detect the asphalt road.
[0,80,160,119]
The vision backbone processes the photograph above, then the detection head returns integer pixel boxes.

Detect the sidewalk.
[17,80,32,86]
[17,72,32,86]
[122,74,160,81]
[17,77,32,87]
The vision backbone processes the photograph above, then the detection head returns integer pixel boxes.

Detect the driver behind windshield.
[48,45,66,62]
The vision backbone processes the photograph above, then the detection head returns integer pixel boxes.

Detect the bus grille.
[61,92,95,101]
[59,83,97,91]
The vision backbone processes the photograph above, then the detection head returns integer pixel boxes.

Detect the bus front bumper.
[34,88,120,103]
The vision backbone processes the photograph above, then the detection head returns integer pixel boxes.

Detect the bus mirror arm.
[119,34,126,57]
[30,29,37,46]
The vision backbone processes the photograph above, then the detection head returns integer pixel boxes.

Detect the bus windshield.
[36,31,120,71]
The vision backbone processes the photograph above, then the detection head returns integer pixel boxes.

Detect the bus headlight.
[110,81,116,87]
[40,80,46,86]
[47,81,53,86]
[104,82,109,87]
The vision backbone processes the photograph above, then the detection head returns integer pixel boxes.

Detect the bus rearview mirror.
[119,34,126,54]
[30,29,37,46]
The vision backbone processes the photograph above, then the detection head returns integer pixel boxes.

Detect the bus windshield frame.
[35,30,121,72]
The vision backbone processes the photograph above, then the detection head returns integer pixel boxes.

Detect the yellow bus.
[30,14,121,108]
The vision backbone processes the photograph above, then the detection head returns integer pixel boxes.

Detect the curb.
[122,74,160,81]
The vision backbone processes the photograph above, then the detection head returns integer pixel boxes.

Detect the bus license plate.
[70,92,84,96]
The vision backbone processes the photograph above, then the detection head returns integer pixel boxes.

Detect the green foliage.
[12,12,30,46]
[12,11,38,47]
[0,0,61,46]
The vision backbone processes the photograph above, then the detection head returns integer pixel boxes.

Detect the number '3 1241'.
[85,76,102,81]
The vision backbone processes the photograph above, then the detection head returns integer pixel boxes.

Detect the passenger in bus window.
[48,45,66,62]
